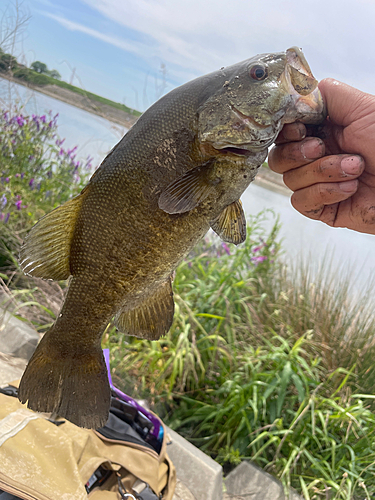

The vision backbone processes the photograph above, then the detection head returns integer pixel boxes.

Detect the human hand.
[268,78,375,234]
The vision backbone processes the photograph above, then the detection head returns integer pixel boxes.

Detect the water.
[0,78,126,167]
[242,184,375,290]
[2,78,375,291]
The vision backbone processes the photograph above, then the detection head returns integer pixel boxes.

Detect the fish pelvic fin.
[18,328,110,429]
[211,199,246,245]
[115,277,175,340]
[19,191,86,280]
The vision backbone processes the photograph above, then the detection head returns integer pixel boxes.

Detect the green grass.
[10,67,141,117]
[100,215,375,499]
[3,195,375,497]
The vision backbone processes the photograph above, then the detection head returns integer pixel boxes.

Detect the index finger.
[274,122,307,145]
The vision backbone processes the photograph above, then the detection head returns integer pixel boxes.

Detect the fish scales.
[18,47,326,428]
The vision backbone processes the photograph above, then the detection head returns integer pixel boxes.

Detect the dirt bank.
[0,74,139,129]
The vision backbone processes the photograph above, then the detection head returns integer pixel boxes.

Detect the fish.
[18,47,326,428]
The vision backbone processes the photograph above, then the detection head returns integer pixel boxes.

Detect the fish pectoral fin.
[19,192,85,280]
[158,162,218,214]
[115,277,175,340]
[211,199,246,245]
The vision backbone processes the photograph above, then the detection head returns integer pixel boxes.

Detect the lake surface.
[2,78,375,292]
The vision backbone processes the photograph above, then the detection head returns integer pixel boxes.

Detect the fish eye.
[249,64,268,81]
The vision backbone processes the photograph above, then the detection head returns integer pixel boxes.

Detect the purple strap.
[103,348,161,439]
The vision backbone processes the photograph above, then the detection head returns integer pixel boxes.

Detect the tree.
[0,52,17,71]
[47,69,61,79]
[30,61,47,74]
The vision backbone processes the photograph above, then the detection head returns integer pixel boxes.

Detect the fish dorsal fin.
[19,193,85,280]
[115,278,174,340]
[158,162,218,214]
[211,199,246,245]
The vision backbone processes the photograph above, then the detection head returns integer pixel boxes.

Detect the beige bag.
[0,382,176,500]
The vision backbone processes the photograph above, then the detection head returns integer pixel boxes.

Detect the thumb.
[318,78,375,126]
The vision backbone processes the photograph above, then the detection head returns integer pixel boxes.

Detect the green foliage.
[103,218,375,499]
[46,69,61,80]
[0,52,17,71]
[29,61,60,80]
[0,108,94,266]
[30,60,47,74]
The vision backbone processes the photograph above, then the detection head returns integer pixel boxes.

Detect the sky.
[3,0,375,112]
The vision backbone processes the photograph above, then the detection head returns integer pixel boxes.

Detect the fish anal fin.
[211,199,246,245]
[158,162,218,214]
[19,193,85,280]
[115,278,175,340]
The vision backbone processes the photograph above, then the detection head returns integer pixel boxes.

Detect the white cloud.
[79,0,375,93]
[41,0,375,96]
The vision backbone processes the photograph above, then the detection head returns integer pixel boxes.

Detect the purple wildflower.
[21,173,25,179]
[15,199,22,210]
[40,115,46,123]
[4,212,10,223]
[0,194,7,208]
[252,243,266,253]
[15,173,20,178]
[32,115,40,131]
[222,242,231,255]
[251,255,267,264]
[5,177,9,183]
[29,178,34,188]
[16,116,24,127]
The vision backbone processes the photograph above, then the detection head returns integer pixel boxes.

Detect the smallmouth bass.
[18,47,325,428]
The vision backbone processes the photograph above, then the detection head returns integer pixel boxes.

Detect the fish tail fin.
[18,327,110,429]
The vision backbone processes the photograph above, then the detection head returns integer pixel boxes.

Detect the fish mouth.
[283,47,326,123]
[286,47,318,95]
[216,145,255,157]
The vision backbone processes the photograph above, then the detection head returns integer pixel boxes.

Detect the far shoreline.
[0,74,139,129]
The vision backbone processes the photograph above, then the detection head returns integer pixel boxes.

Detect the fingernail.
[341,156,362,175]
[338,180,358,192]
[301,138,324,159]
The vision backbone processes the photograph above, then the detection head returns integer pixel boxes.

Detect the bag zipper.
[93,431,159,459]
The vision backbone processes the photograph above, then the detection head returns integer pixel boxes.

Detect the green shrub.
[0,108,94,267]
[103,217,375,499]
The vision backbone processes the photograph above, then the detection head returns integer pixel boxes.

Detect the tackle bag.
[0,350,176,500]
